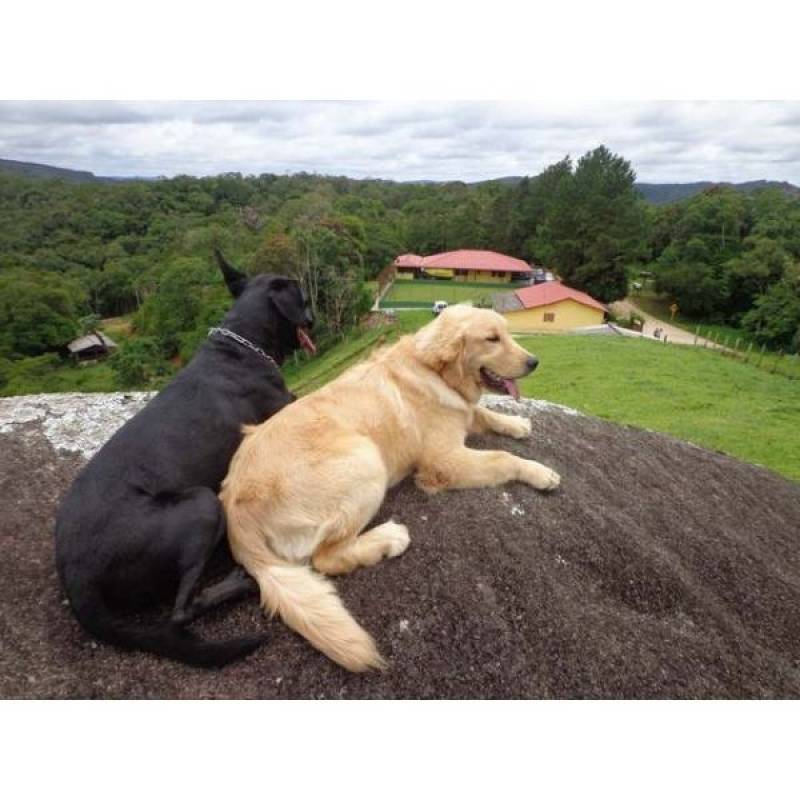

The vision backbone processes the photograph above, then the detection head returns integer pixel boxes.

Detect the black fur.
[54,251,314,668]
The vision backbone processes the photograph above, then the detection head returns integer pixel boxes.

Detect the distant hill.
[635,180,800,204]
[3,158,798,203]
[474,175,800,203]
[0,158,143,183]
[0,158,104,183]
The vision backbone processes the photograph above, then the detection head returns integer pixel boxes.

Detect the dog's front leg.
[416,447,560,494]
[470,406,531,439]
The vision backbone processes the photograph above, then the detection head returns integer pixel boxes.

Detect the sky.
[1,101,799,185]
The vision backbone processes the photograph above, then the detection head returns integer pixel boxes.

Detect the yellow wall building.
[392,250,532,283]
[494,283,606,332]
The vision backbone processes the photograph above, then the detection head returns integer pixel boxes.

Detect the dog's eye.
[486,335,500,342]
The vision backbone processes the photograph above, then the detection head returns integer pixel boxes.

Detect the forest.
[1,145,799,395]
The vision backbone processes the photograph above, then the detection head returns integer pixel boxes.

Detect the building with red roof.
[493,282,607,332]
[392,249,532,283]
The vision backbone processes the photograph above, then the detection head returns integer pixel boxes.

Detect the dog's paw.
[522,462,561,492]
[381,521,411,558]
[506,416,532,439]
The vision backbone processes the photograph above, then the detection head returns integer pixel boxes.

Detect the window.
[543,312,555,323]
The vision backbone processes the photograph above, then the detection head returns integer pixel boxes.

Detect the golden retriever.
[219,305,561,671]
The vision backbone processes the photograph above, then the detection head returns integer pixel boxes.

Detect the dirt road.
[611,299,724,348]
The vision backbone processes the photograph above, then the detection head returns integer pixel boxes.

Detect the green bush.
[111,337,174,389]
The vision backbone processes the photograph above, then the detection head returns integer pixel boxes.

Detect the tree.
[655,261,730,318]
[252,232,301,275]
[727,236,791,315]
[134,258,212,355]
[0,270,86,358]
[742,265,800,352]
[532,147,646,302]
[111,337,175,388]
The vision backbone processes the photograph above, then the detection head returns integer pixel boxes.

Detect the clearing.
[381,279,515,308]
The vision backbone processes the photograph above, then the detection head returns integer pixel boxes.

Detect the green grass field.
[382,280,512,307]
[516,334,800,481]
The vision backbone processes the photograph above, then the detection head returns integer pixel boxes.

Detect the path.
[611,299,727,350]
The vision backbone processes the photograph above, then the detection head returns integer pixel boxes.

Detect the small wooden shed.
[67,331,118,362]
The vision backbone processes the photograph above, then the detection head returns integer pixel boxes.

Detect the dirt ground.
[2,394,800,699]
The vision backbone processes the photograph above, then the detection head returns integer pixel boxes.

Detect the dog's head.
[414,305,537,403]
[215,248,315,362]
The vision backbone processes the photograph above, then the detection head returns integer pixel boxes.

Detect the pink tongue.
[503,378,520,401]
[297,327,316,355]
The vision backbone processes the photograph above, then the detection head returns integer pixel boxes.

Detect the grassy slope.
[283,310,431,395]
[0,361,119,396]
[517,334,800,482]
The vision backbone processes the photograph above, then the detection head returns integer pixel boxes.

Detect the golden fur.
[220,305,561,671]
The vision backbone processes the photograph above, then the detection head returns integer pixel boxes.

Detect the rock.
[1,392,799,699]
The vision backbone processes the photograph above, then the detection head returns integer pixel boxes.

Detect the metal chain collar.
[207,327,279,370]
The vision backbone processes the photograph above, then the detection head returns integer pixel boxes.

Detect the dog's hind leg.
[312,520,410,576]
[181,567,257,623]
[165,487,256,626]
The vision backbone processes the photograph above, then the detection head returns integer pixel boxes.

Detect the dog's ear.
[214,248,248,298]
[269,278,306,325]
[415,313,465,373]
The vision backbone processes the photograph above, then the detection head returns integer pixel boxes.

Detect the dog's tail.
[236,540,385,672]
[68,589,265,669]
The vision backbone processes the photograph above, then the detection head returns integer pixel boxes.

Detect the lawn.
[516,334,800,482]
[382,279,514,308]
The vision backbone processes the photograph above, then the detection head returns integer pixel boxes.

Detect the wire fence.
[688,326,800,381]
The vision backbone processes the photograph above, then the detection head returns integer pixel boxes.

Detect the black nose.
[526,356,538,373]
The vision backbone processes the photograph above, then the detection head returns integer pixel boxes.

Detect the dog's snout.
[526,356,539,373]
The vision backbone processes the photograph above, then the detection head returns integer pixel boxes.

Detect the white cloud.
[0,101,798,184]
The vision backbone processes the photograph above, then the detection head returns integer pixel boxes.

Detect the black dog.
[55,250,314,668]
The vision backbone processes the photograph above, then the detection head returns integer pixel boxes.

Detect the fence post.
[757,344,766,367]
[772,349,783,374]
[694,326,699,346]
[745,342,753,363]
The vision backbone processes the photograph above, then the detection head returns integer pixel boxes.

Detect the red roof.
[421,249,531,274]
[393,253,424,267]
[514,282,607,312]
